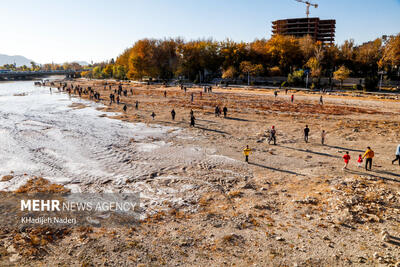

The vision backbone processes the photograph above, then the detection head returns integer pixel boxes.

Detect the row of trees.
[83,33,400,89]
[0,62,86,72]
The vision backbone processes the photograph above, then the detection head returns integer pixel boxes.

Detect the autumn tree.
[339,39,355,71]
[222,66,237,79]
[127,39,157,80]
[305,41,324,85]
[176,39,220,81]
[240,61,263,85]
[220,40,248,73]
[379,34,400,72]
[265,35,302,75]
[248,39,270,68]
[333,65,351,89]
[355,38,382,76]
[299,35,316,62]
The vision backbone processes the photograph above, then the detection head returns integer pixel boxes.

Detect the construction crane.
[295,0,318,18]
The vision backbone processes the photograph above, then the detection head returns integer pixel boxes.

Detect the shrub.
[287,70,304,86]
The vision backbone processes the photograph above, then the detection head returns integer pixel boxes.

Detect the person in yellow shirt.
[362,146,374,170]
[243,145,252,163]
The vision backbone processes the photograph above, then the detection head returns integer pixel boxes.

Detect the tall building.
[272,17,336,44]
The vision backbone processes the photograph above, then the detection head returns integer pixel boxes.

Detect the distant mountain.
[0,54,34,67]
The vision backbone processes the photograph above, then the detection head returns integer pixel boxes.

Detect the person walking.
[392,144,400,165]
[223,106,228,118]
[171,109,176,121]
[274,91,278,98]
[151,112,156,120]
[164,90,167,98]
[321,130,326,145]
[123,104,127,112]
[320,95,323,105]
[268,126,277,145]
[191,93,194,102]
[135,100,139,110]
[291,94,294,103]
[357,154,363,168]
[190,114,196,127]
[304,125,310,143]
[362,146,374,171]
[243,145,252,163]
[342,152,350,170]
[215,106,220,117]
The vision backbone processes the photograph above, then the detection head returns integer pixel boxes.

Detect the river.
[0,78,182,193]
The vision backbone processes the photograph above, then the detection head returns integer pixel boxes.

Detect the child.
[342,151,350,170]
[357,154,363,168]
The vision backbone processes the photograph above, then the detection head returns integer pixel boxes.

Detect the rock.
[382,234,390,242]
[358,256,367,263]
[373,252,380,259]
[380,230,389,236]
[9,253,21,263]
[294,196,318,205]
[149,172,158,178]
[275,236,285,241]
[6,245,17,254]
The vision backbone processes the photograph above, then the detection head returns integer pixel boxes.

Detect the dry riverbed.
[1,79,399,266]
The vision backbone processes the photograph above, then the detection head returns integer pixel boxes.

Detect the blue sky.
[0,0,399,64]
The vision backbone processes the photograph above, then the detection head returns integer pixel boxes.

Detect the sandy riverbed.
[1,78,399,266]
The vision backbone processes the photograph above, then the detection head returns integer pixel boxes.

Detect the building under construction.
[272,17,336,44]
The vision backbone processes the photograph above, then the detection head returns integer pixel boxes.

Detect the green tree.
[102,64,114,78]
[92,66,103,79]
[112,65,127,80]
[287,70,304,86]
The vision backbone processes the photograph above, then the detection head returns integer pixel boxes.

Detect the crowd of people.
[45,80,396,175]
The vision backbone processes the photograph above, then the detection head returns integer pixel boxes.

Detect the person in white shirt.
[391,144,400,165]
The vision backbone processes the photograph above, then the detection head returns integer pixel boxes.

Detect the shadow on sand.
[345,169,400,183]
[278,145,341,159]
[325,145,364,153]
[224,117,253,122]
[249,162,305,176]
[196,126,230,135]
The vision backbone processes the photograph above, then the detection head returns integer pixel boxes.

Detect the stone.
[382,234,390,242]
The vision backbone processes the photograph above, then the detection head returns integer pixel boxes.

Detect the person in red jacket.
[342,151,350,170]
